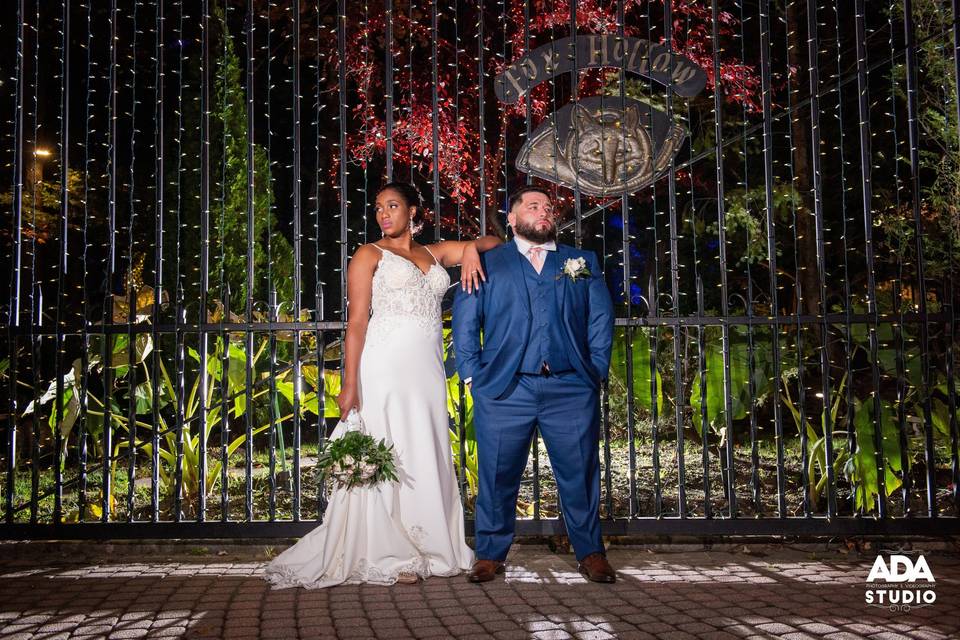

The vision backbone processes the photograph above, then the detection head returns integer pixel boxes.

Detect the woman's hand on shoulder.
[459,243,486,293]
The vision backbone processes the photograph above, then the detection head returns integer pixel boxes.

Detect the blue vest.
[518,250,572,374]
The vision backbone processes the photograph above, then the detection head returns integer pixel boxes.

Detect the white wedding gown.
[264,246,474,588]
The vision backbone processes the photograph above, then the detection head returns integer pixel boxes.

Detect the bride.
[264,182,501,588]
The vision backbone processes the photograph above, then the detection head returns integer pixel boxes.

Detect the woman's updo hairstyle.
[378,181,425,236]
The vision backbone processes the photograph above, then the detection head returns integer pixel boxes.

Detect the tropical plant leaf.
[849,399,904,512]
[610,327,662,412]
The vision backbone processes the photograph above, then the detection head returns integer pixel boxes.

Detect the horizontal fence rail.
[1,0,958,540]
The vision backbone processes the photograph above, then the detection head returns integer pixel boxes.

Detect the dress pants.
[472,370,603,562]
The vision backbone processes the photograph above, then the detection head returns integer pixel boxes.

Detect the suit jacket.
[452,240,615,399]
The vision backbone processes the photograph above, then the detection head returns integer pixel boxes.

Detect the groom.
[453,186,616,583]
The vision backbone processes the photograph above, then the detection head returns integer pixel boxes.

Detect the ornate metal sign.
[515,96,685,197]
[496,35,707,197]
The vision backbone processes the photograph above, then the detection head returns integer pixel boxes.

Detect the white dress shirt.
[514,236,557,263]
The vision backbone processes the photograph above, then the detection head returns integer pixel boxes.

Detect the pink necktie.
[528,246,545,274]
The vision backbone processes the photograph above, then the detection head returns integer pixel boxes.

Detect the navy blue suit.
[452,240,614,561]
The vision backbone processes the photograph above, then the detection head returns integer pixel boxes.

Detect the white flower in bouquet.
[360,462,378,480]
[342,454,356,468]
[561,256,591,282]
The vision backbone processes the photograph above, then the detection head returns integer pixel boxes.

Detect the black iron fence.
[1,0,959,539]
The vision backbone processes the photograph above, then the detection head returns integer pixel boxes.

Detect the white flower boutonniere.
[560,256,591,282]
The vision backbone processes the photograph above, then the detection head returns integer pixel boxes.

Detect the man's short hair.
[508,186,553,211]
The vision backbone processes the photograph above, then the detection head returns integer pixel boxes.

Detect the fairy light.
[314,0,328,519]
[4,0,955,533]
[681,2,712,519]
[76,0,94,523]
[759,0,788,518]
[28,0,40,525]
[289,0,304,520]
[362,0,370,242]
[124,0,142,523]
[431,0,441,243]
[833,0,854,517]
[217,0,231,524]
[384,0,394,180]
[244,0,256,522]
[336,0,348,324]
[737,0,761,517]
[50,0,70,525]
[888,0,908,520]
[267,0,279,525]
[265,0,274,307]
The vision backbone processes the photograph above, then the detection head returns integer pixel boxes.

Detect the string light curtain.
[0,0,958,538]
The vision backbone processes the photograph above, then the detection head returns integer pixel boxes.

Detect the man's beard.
[513,219,557,244]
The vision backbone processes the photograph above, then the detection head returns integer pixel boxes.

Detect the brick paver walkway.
[0,542,957,639]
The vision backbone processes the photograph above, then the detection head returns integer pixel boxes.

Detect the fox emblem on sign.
[496,35,706,197]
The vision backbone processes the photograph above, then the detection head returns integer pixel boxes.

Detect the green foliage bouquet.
[317,411,399,490]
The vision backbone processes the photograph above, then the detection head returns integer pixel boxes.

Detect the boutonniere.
[559,256,591,282]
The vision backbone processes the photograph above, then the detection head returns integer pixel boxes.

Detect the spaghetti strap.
[423,244,441,266]
[371,243,384,253]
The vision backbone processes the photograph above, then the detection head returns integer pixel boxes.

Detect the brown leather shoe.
[467,559,505,583]
[578,553,616,583]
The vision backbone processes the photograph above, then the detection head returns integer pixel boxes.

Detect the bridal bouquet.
[317,411,399,489]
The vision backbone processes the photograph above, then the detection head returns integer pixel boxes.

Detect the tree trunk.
[786,0,822,321]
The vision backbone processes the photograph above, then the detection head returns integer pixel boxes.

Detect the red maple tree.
[289,0,763,233]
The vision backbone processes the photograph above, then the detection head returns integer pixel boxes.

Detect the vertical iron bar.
[949,0,960,515]
[337,0,348,431]
[499,0,507,208]
[218,2,229,523]
[759,0,787,517]
[615,0,637,519]
[292,0,303,524]
[522,0,540,521]
[265,0,277,519]
[126,0,140,523]
[569,0,581,247]
[431,0,441,242]
[452,0,468,504]
[385,0,394,180]
[834,0,856,518]
[151,0,164,523]
[6,0,25,524]
[903,0,937,517]
[663,0,687,518]
[738,0,761,516]
[173,299,186,521]
[855,0,886,518]
[696,280,710,518]
[782,0,809,521]
[78,0,95,523]
[28,0,41,524]
[889,0,905,519]
[102,0,119,523]
[198,0,212,523]
[477,0,485,233]
[711,0,736,520]
[268,290,278,520]
[648,275,662,516]
[244,0,256,522]
[220,288,231,519]
[804,0,837,519]
[315,0,327,520]
[408,0,415,181]
[53,0,71,525]
[172,0,187,524]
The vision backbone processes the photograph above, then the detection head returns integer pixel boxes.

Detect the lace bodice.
[367,247,449,336]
